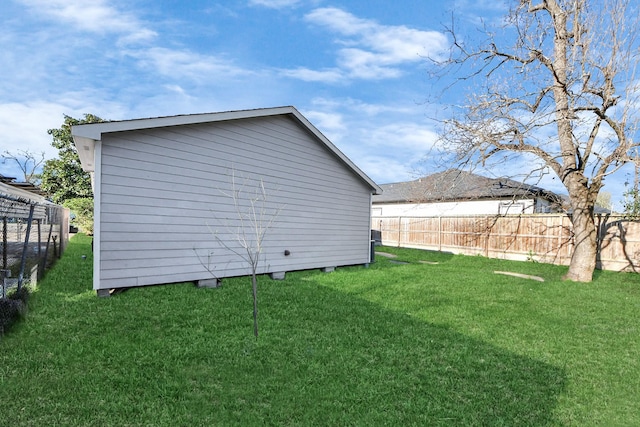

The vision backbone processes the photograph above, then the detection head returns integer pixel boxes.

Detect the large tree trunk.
[546,1,597,282]
[564,200,597,282]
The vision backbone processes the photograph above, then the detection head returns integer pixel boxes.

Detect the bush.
[9,286,30,304]
[0,287,30,335]
[63,197,94,235]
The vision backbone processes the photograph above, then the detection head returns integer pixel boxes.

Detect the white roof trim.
[72,106,382,194]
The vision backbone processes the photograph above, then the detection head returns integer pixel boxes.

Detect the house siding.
[96,115,372,289]
[373,198,538,217]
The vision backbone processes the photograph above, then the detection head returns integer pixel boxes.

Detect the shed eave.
[73,136,96,173]
[72,106,298,141]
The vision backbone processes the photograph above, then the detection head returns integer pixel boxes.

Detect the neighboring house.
[0,174,48,197]
[72,106,381,296]
[372,169,562,217]
[0,179,48,219]
[0,178,70,269]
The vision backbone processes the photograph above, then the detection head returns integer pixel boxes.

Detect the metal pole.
[2,216,6,270]
[17,204,35,290]
[42,210,55,277]
[37,219,42,258]
[1,270,6,299]
[37,219,42,279]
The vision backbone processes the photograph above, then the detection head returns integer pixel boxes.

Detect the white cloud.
[164,85,189,96]
[356,156,414,184]
[337,49,403,79]
[296,7,448,81]
[367,123,440,153]
[15,0,157,44]
[249,0,301,8]
[0,94,130,176]
[304,110,346,134]
[130,47,257,82]
[302,109,348,145]
[304,7,367,36]
[310,97,418,117]
[0,102,69,160]
[301,98,442,183]
[279,67,344,83]
[450,0,509,26]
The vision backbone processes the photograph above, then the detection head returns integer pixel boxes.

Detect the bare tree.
[199,171,283,338]
[1,149,46,183]
[436,0,640,282]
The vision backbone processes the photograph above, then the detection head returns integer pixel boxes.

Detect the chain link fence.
[0,188,69,297]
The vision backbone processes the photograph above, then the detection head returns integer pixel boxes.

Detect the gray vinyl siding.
[97,115,372,289]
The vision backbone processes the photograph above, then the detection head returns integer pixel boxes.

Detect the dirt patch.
[375,252,397,258]
[494,271,544,282]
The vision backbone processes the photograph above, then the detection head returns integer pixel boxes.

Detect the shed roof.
[373,169,561,204]
[72,106,381,194]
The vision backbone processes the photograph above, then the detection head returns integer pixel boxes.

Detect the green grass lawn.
[1,234,638,426]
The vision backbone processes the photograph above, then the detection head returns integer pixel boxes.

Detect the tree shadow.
[14,235,566,425]
[596,215,640,272]
[258,279,567,426]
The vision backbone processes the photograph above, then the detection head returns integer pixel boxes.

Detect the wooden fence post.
[484,217,490,257]
[438,216,442,251]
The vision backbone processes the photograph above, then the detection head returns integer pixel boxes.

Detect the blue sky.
[0,0,634,208]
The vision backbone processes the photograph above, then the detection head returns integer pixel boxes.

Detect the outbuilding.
[72,106,381,296]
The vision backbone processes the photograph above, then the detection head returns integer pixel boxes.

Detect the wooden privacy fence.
[372,214,640,272]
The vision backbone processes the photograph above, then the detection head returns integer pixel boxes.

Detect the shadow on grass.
[253,276,567,426]
[1,235,566,426]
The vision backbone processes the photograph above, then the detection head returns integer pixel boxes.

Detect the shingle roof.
[373,169,561,204]
[0,174,48,197]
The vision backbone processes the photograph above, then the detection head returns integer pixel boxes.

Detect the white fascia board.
[72,106,297,140]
